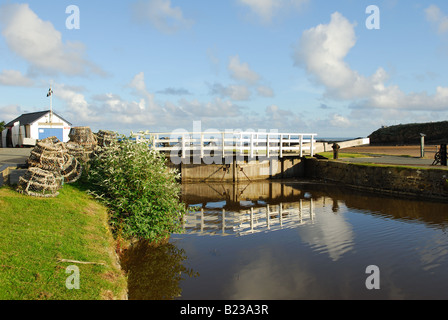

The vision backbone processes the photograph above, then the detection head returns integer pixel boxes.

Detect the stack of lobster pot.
[96,130,117,148]
[17,137,82,197]
[67,127,98,162]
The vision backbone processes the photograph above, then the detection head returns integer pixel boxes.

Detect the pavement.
[338,154,437,167]
[0,148,32,167]
[338,145,447,168]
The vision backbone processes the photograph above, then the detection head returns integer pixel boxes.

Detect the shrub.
[86,137,187,243]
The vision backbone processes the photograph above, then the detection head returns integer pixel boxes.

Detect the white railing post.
[239,132,243,156]
[310,135,315,157]
[200,133,204,159]
[182,135,186,159]
[266,134,270,158]
[280,134,283,158]
[299,135,303,157]
[151,134,156,150]
[250,133,254,158]
[222,132,225,158]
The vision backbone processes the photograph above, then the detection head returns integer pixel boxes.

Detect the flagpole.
[50,85,53,126]
[47,86,53,127]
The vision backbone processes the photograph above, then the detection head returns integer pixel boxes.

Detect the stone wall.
[168,156,304,182]
[305,158,448,201]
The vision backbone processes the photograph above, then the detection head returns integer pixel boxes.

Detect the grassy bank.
[0,184,127,300]
[316,152,370,159]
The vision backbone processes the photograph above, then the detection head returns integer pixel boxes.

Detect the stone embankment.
[305,158,448,202]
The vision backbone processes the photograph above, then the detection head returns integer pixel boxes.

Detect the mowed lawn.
[0,184,127,300]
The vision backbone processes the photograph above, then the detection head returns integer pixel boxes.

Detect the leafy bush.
[86,137,187,243]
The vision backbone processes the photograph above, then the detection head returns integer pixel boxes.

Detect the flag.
[47,88,53,97]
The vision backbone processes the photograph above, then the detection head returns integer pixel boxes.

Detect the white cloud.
[329,114,351,128]
[0,3,103,77]
[89,93,152,125]
[264,104,309,131]
[425,5,448,34]
[0,105,22,123]
[209,83,251,101]
[265,104,293,119]
[257,85,274,97]
[128,72,147,93]
[54,84,95,122]
[294,12,448,112]
[294,12,376,100]
[132,0,194,34]
[179,97,243,118]
[54,82,156,128]
[210,56,274,101]
[127,72,157,111]
[228,55,261,84]
[238,0,308,23]
[238,0,280,22]
[0,70,33,87]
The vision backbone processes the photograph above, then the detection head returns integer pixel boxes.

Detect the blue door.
[38,128,64,141]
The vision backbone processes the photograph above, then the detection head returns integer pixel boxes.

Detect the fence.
[131,131,317,158]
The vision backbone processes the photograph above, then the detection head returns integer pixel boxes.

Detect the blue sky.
[0,0,448,138]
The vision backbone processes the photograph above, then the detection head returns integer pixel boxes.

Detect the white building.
[1,110,72,147]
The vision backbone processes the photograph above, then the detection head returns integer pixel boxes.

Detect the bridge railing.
[131,131,317,158]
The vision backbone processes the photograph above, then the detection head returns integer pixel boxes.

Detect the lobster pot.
[65,141,92,163]
[96,130,117,147]
[69,127,98,151]
[17,167,63,198]
[27,138,67,172]
[61,154,82,183]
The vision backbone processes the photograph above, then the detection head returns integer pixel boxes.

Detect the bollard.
[332,143,340,160]
[441,144,447,166]
[420,133,426,158]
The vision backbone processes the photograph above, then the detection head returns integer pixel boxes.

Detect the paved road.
[0,148,32,166]
[339,145,447,168]
[339,155,437,167]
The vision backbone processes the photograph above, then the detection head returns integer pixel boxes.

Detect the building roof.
[5,110,72,127]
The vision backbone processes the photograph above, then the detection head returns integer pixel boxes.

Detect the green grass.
[0,183,127,300]
[317,152,371,159]
[346,161,448,171]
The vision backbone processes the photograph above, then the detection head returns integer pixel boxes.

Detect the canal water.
[121,180,448,300]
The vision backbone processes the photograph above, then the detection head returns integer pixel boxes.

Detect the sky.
[0,0,448,138]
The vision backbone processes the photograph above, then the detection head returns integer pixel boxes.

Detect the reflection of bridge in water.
[180,181,327,237]
[182,200,316,237]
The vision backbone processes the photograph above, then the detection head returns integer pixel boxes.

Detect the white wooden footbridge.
[130,130,370,159]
